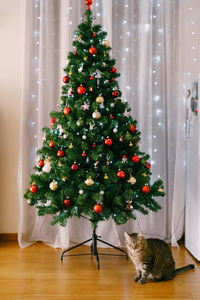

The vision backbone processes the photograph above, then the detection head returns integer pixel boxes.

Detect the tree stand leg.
[61,228,128,269]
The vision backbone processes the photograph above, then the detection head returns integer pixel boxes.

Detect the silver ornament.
[100,191,104,195]
[82,135,87,140]
[79,190,84,195]
[113,128,118,133]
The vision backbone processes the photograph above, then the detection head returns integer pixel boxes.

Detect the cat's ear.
[138,232,143,238]
[124,232,131,241]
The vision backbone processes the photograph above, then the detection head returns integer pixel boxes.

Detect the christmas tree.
[24,0,165,231]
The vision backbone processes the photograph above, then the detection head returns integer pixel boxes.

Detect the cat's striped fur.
[124,232,195,284]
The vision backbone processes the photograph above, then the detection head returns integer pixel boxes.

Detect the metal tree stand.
[61,219,128,269]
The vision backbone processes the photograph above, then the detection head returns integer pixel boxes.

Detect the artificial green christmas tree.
[24,0,164,264]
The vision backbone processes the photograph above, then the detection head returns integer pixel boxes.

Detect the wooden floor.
[0,240,199,300]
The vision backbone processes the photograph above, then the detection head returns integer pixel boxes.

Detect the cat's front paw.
[134,275,141,282]
[138,279,146,284]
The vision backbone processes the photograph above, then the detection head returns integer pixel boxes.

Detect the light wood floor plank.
[0,241,199,299]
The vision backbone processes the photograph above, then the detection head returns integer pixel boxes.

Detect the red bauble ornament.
[112,78,116,82]
[85,0,92,5]
[110,67,117,73]
[92,143,96,148]
[63,76,69,83]
[142,185,150,194]
[130,125,136,132]
[105,138,112,146]
[38,159,44,168]
[71,164,79,171]
[145,162,151,169]
[117,170,125,178]
[112,90,119,97]
[63,106,71,115]
[64,198,71,207]
[90,76,94,80]
[110,114,114,119]
[29,184,38,193]
[93,32,97,37]
[77,86,86,95]
[49,140,54,148]
[74,51,77,55]
[57,150,64,157]
[51,117,55,125]
[132,155,140,163]
[89,46,97,55]
[82,151,87,157]
[93,204,102,213]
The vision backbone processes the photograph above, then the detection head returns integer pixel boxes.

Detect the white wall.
[0,0,24,232]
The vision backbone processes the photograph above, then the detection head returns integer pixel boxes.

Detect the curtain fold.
[18,0,182,249]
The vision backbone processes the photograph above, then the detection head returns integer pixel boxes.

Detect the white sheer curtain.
[18,0,182,249]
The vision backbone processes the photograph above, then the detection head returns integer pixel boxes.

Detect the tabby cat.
[124,232,195,284]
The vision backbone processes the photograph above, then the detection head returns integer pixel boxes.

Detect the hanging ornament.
[81,101,90,110]
[49,181,58,191]
[58,161,62,167]
[125,203,133,212]
[64,198,71,207]
[50,117,55,128]
[71,163,79,171]
[110,67,117,73]
[89,86,93,91]
[68,87,73,95]
[130,124,136,132]
[29,184,38,193]
[100,190,104,195]
[85,0,93,10]
[63,76,69,83]
[85,177,94,186]
[77,85,86,95]
[145,162,151,169]
[125,132,132,141]
[142,173,147,177]
[94,161,99,169]
[113,128,118,133]
[105,138,112,146]
[78,65,83,73]
[27,199,34,206]
[92,143,96,148]
[83,56,88,61]
[38,159,44,168]
[89,123,95,130]
[69,143,73,149]
[158,188,164,193]
[89,46,97,55]
[142,185,150,194]
[123,109,131,117]
[117,170,125,178]
[57,150,64,157]
[127,176,136,185]
[104,174,108,180]
[112,78,116,82]
[96,96,104,104]
[79,190,84,194]
[110,103,115,108]
[110,114,114,119]
[103,40,110,48]
[119,136,123,142]
[42,158,51,173]
[76,118,84,127]
[129,142,133,147]
[112,90,119,98]
[62,176,67,182]
[77,34,83,40]
[122,155,128,163]
[69,70,73,76]
[63,106,71,115]
[82,151,87,157]
[74,51,78,55]
[49,140,54,148]
[93,32,97,37]
[93,204,102,213]
[92,110,101,120]
[132,155,140,163]
[90,76,94,80]
[82,135,87,140]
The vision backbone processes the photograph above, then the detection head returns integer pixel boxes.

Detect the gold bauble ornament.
[69,70,72,76]
[119,137,123,142]
[127,177,136,185]
[83,56,88,61]
[103,40,110,48]
[92,110,101,120]
[49,181,58,191]
[129,142,133,147]
[158,188,164,193]
[85,177,94,186]
[58,161,62,167]
[69,143,73,149]
[96,96,104,104]
[62,176,67,182]
[104,174,108,180]
[104,51,106,57]
[89,86,93,91]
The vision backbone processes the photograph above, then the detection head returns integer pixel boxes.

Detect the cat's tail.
[173,264,195,277]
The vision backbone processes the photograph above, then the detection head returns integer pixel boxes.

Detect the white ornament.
[123,109,131,117]
[81,101,90,110]
[79,190,84,195]
[113,128,118,133]
[100,191,104,195]
[82,135,87,140]
[57,124,64,135]
[78,65,83,73]
[63,134,68,139]
[45,200,52,207]
[89,123,95,130]
[68,87,73,95]
[127,177,136,185]
[42,160,51,173]
[110,103,115,108]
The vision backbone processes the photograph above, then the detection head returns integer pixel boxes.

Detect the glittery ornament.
[85,177,94,186]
